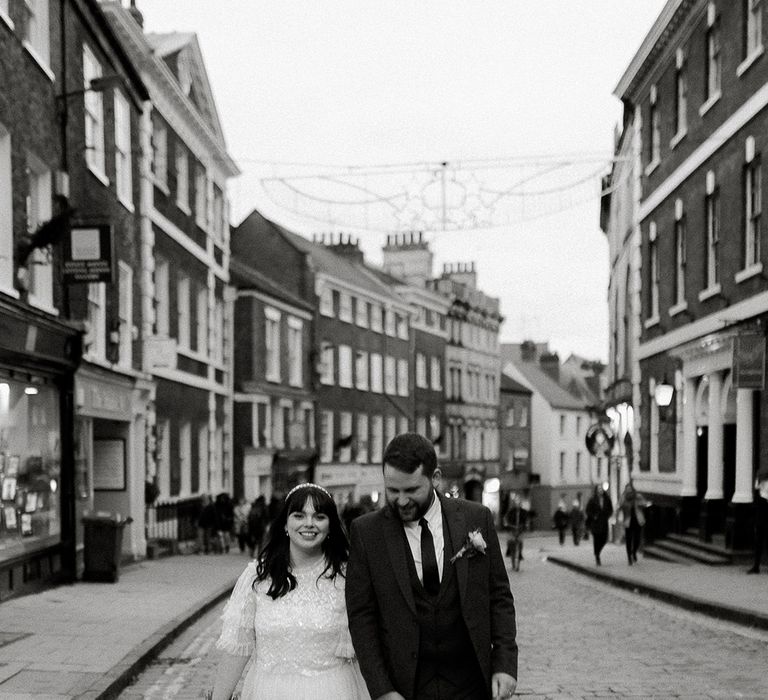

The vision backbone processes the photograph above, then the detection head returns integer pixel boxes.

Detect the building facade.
[103,4,239,526]
[429,264,502,507]
[230,211,316,502]
[499,372,533,513]
[615,0,768,546]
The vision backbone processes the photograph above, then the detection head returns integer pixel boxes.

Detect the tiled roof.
[229,258,313,313]
[501,345,587,410]
[501,373,532,395]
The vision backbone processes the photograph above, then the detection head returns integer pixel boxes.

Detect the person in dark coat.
[346,432,518,700]
[569,494,585,546]
[197,494,219,554]
[553,495,569,545]
[247,495,267,557]
[747,468,768,573]
[618,482,647,565]
[214,492,235,553]
[585,484,613,566]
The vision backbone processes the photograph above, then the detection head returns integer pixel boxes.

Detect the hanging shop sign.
[62,224,114,284]
[585,423,615,457]
[733,332,766,390]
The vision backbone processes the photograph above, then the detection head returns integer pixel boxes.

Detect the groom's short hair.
[382,432,437,477]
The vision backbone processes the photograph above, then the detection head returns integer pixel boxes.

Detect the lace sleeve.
[333,575,356,660]
[216,562,257,657]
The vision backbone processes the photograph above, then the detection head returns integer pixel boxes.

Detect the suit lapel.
[440,495,468,603]
[382,508,416,614]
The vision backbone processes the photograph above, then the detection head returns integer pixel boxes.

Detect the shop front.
[0,300,80,600]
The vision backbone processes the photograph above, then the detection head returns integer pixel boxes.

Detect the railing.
[145,496,201,544]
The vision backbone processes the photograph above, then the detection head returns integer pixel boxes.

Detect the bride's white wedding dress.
[216,559,370,699]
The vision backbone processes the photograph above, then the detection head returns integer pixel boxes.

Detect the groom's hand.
[492,672,517,698]
[375,693,406,700]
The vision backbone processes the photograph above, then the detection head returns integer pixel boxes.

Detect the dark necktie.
[419,518,440,595]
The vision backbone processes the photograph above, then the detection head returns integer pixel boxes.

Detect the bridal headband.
[285,483,332,501]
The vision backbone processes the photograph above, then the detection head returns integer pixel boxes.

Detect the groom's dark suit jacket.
[346,494,518,699]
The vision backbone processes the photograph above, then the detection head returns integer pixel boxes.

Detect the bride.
[212,483,370,700]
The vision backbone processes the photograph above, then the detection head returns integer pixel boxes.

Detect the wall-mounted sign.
[733,332,766,390]
[63,224,114,284]
[585,423,615,457]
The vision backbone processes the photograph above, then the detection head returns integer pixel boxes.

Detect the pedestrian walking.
[618,482,646,565]
[197,494,219,554]
[585,484,613,566]
[553,495,569,545]
[569,494,585,546]
[247,495,267,557]
[233,498,251,554]
[214,492,235,553]
[747,468,768,574]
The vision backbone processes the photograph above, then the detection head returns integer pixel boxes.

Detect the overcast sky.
[136,0,668,362]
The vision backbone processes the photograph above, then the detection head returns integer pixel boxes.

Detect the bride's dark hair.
[254,485,349,599]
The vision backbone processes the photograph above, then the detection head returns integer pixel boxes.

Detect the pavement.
[1,533,767,699]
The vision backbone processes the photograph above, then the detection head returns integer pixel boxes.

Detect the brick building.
[230,211,316,502]
[615,0,768,547]
[499,372,533,510]
[103,3,239,521]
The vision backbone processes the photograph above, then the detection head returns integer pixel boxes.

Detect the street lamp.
[654,378,674,408]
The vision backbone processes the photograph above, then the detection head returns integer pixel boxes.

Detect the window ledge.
[153,178,170,196]
[735,262,763,283]
[22,41,54,82]
[27,296,59,316]
[177,345,209,363]
[699,92,721,116]
[88,166,110,188]
[0,284,20,300]
[0,7,14,31]
[737,46,764,77]
[644,315,660,329]
[669,300,688,317]
[644,158,660,177]
[670,129,687,150]
[698,283,721,301]
[119,196,135,214]
[176,202,191,216]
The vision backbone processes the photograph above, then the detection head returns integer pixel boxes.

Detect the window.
[175,146,189,211]
[25,156,53,310]
[649,88,660,165]
[416,353,428,388]
[83,45,106,179]
[355,350,369,390]
[385,415,397,449]
[22,0,50,67]
[370,415,383,464]
[355,298,369,327]
[302,406,313,449]
[648,222,659,319]
[745,152,762,269]
[576,416,582,437]
[338,345,353,388]
[384,356,396,394]
[213,299,224,364]
[576,452,582,480]
[155,257,169,336]
[385,308,396,336]
[396,312,408,339]
[287,317,303,387]
[706,186,720,288]
[506,407,515,427]
[745,0,763,58]
[430,357,442,391]
[320,342,334,385]
[114,91,132,206]
[416,415,427,438]
[673,51,687,138]
[0,125,11,290]
[397,359,409,396]
[272,402,286,449]
[319,287,333,317]
[320,411,334,463]
[399,416,409,435]
[86,283,106,359]
[195,162,207,229]
[674,212,686,305]
[356,414,369,463]
[370,304,383,332]
[339,412,353,462]
[252,400,271,448]
[370,353,383,393]
[265,307,281,382]
[117,261,133,368]
[705,12,721,101]
[559,451,566,481]
[197,424,208,493]
[339,292,352,322]
[520,406,528,427]
[177,422,191,496]
[152,119,167,187]
[559,414,566,435]
[177,273,190,347]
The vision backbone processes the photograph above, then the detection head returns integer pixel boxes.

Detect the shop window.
[0,378,61,559]
[83,43,106,180]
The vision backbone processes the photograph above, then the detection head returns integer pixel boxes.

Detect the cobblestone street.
[117,534,768,699]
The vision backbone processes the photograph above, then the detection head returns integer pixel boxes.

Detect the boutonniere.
[450,529,487,563]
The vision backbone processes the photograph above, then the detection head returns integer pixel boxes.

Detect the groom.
[347,433,518,700]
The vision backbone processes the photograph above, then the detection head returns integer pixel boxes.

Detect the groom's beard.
[388,490,434,523]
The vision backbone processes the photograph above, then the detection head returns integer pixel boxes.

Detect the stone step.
[667,532,733,557]
[642,545,693,565]
[649,538,731,565]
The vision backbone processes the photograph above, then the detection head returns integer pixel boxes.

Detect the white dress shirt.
[402,491,444,584]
